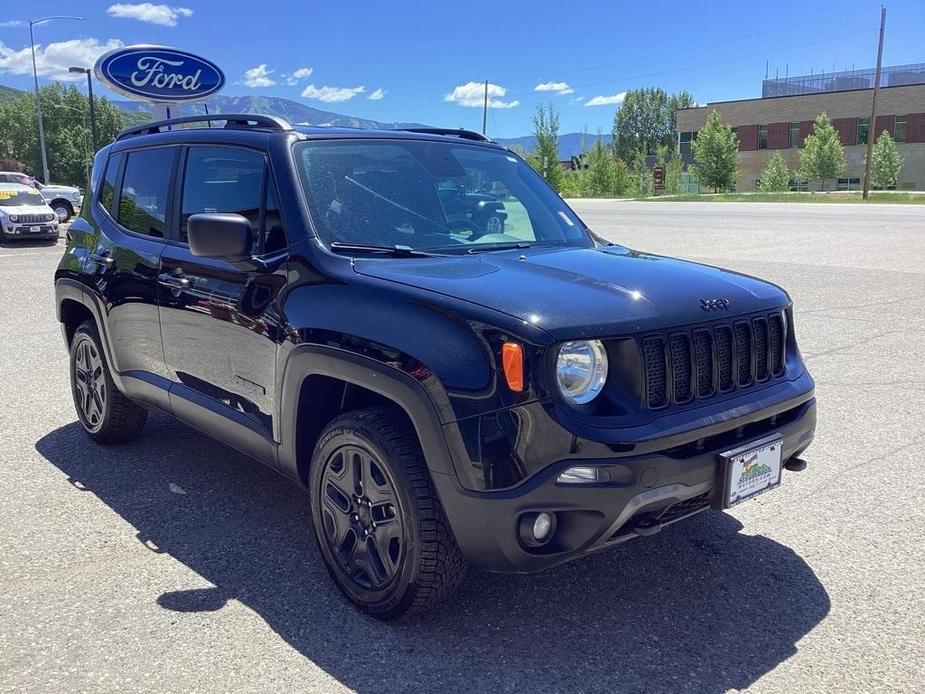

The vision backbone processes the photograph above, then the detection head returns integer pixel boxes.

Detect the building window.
[837,177,861,191]
[789,122,801,148]
[758,125,768,149]
[789,177,809,192]
[857,117,870,145]
[679,131,696,156]
[895,115,907,143]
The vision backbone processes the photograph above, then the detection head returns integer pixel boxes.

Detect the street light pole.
[69,66,98,151]
[28,15,85,184]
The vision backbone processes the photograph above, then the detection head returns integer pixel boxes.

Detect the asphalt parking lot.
[1,201,923,693]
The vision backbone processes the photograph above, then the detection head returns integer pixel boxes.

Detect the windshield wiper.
[329,242,443,258]
[466,242,533,254]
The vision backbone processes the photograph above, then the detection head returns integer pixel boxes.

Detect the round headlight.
[556,340,608,405]
[9,214,19,222]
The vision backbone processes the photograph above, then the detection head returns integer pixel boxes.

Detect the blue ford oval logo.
[95,45,225,103]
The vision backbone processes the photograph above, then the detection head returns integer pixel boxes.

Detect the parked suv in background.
[0,183,60,242]
[0,172,83,221]
[55,114,816,618]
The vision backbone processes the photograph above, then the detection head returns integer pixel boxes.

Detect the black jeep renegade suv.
[55,114,816,618]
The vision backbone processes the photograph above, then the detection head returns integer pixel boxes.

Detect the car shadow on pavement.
[36,415,830,693]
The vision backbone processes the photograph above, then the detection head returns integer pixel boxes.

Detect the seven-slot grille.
[13,213,53,224]
[641,311,787,410]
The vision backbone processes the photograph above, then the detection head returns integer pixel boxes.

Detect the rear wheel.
[309,406,466,619]
[70,321,147,443]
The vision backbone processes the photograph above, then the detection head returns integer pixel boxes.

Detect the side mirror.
[187,213,251,260]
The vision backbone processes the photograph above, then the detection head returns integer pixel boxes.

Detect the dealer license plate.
[721,435,783,508]
[30,226,41,232]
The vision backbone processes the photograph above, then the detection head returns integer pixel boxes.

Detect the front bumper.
[432,396,815,573]
[3,222,58,239]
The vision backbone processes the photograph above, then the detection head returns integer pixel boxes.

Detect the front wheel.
[52,200,74,222]
[482,213,505,235]
[309,407,466,619]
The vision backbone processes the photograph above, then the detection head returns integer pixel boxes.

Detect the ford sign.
[94,45,225,103]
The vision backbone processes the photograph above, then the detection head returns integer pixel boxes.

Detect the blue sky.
[1,0,923,137]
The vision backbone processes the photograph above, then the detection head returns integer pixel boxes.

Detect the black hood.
[354,246,789,340]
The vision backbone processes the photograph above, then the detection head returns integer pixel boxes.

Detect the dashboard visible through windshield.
[295,139,592,254]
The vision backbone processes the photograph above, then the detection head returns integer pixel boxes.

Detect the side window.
[117,148,174,238]
[99,152,123,213]
[181,147,262,245]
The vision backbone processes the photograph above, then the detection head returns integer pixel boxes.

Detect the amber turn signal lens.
[502,342,524,392]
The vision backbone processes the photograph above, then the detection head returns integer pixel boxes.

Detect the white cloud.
[445,81,519,109]
[368,88,386,101]
[0,20,27,28]
[0,38,124,80]
[285,66,313,85]
[585,91,627,107]
[106,3,193,26]
[301,84,366,102]
[534,81,573,95]
[243,64,275,88]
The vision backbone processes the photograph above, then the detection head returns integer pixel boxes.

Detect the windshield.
[0,188,46,206]
[295,139,592,254]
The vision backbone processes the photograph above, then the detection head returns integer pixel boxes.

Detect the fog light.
[518,511,557,548]
[533,512,553,540]
[557,466,609,484]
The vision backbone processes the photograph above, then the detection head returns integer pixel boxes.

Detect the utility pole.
[481,80,488,135]
[69,67,98,151]
[29,16,84,183]
[862,5,886,199]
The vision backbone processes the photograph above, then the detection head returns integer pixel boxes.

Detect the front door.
[158,145,289,454]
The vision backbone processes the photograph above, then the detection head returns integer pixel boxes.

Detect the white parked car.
[0,172,83,222]
[0,183,60,242]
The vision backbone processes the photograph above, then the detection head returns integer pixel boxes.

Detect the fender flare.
[55,278,125,391]
[275,344,458,483]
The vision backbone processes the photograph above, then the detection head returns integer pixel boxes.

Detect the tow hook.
[632,515,662,537]
[784,457,808,472]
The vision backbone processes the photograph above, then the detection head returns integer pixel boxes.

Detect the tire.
[70,321,147,444]
[309,406,466,619]
[51,200,74,222]
[482,214,505,235]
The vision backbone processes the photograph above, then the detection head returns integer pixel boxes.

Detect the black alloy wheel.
[309,407,466,618]
[69,321,147,443]
[319,443,404,590]
[73,336,107,432]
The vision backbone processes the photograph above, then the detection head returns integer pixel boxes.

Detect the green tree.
[690,110,739,192]
[0,82,124,186]
[798,112,845,192]
[869,130,903,190]
[612,88,695,161]
[527,103,563,192]
[584,132,619,196]
[665,154,683,196]
[631,149,652,197]
[758,151,791,192]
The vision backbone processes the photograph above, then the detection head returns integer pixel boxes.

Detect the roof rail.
[400,127,491,142]
[117,113,293,141]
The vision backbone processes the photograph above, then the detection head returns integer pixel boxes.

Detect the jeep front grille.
[14,214,53,224]
[641,310,787,410]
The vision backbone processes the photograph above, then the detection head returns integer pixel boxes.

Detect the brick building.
[675,64,925,191]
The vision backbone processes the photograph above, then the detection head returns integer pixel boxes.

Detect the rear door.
[88,146,178,408]
[158,144,289,457]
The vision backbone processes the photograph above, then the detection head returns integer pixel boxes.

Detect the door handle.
[158,272,190,289]
[88,252,114,268]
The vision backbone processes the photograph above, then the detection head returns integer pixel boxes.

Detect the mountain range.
[2,84,604,157]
